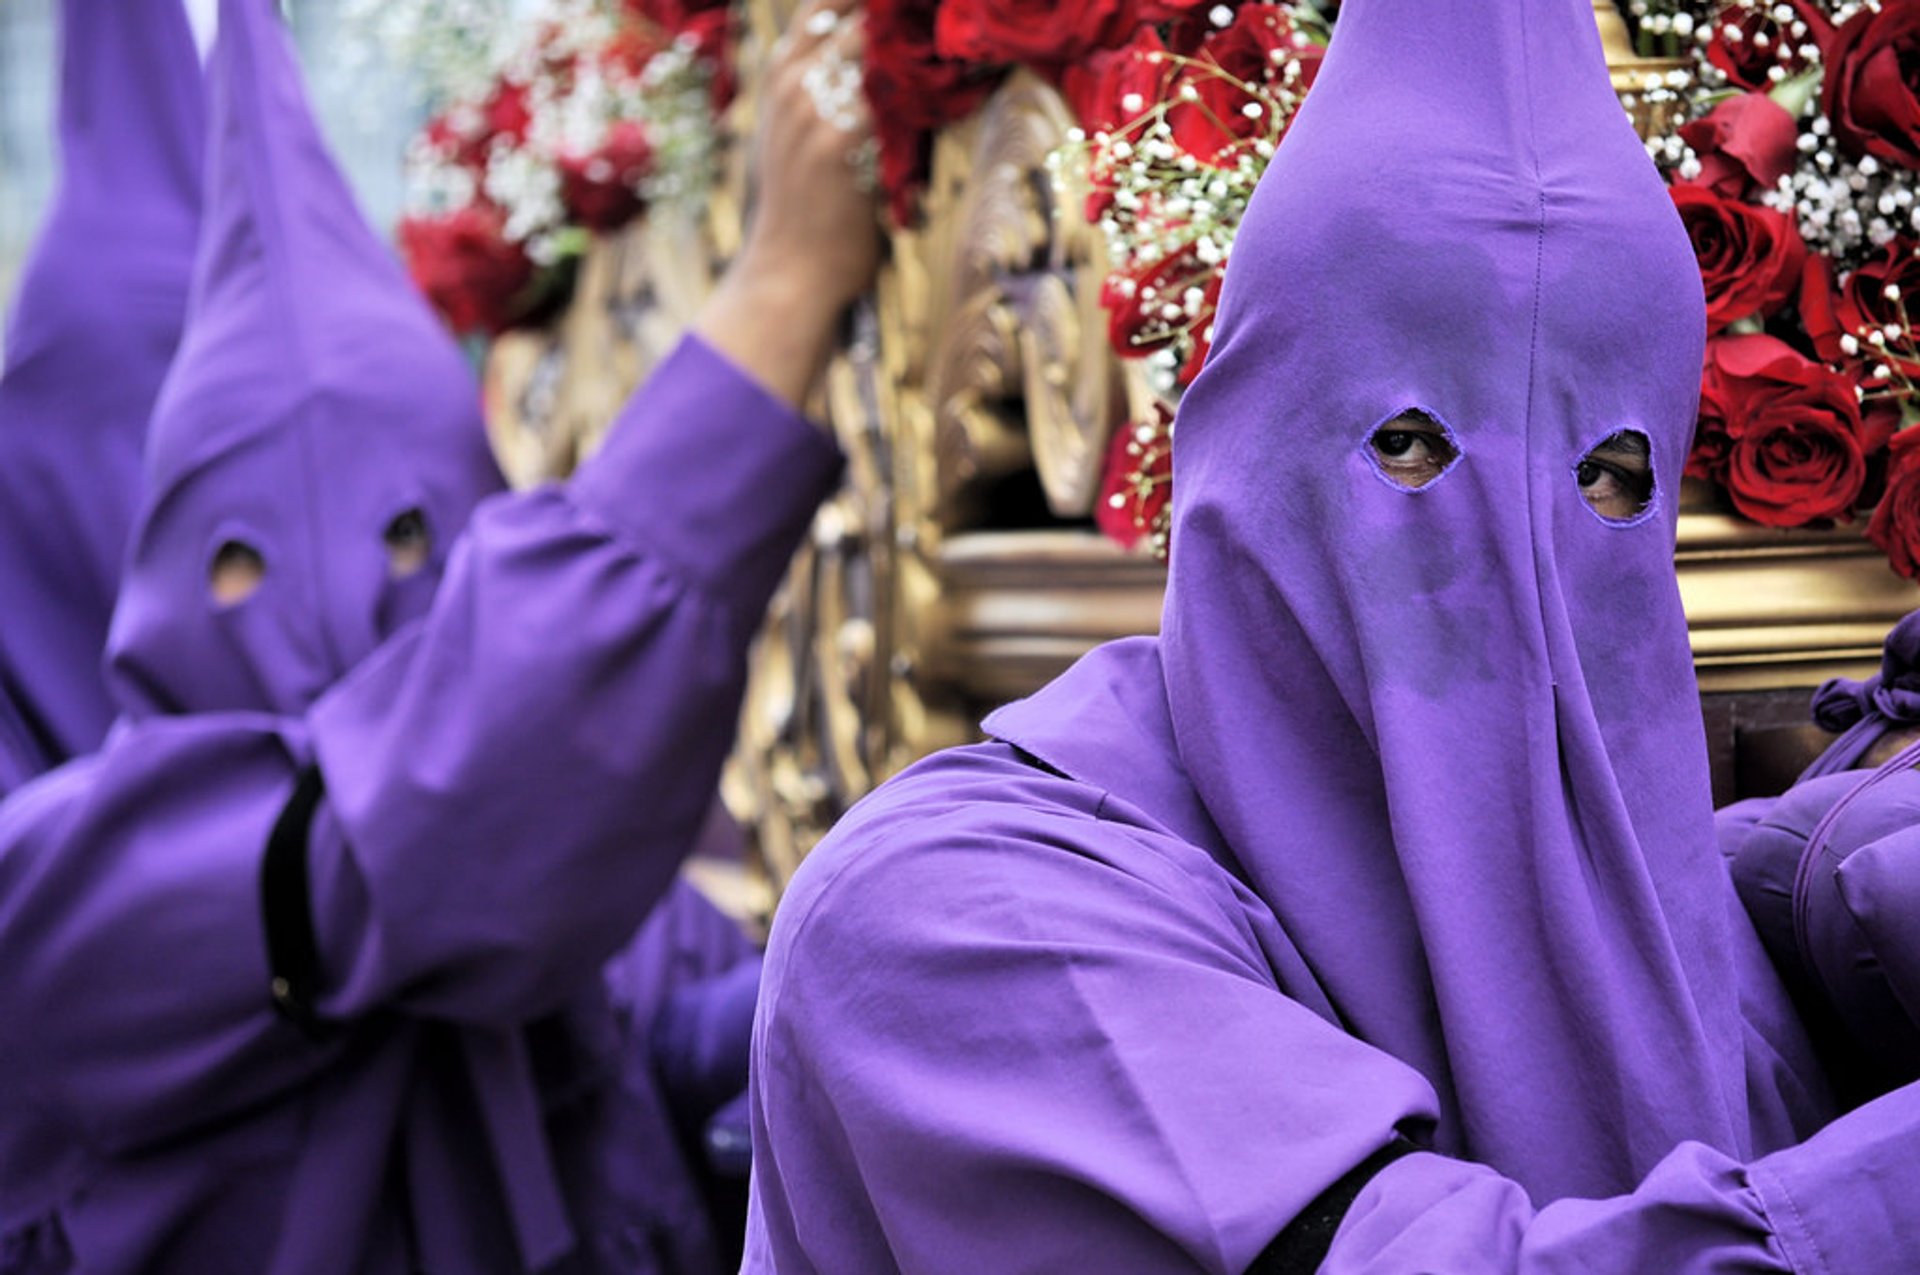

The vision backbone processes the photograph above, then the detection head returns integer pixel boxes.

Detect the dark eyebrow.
[1590,430,1650,458]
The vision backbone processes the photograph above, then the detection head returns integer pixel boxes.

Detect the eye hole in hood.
[208,538,266,606]
[1576,429,1655,524]
[382,508,433,579]
[1367,409,1460,491]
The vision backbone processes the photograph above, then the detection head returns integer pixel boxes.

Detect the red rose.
[558,121,655,233]
[1823,1,1920,171]
[1170,5,1317,164]
[399,205,537,337]
[1176,269,1224,386]
[423,76,534,173]
[866,0,1004,222]
[480,79,534,150]
[932,0,1139,67]
[1138,0,1216,18]
[1101,244,1214,358]
[1061,29,1175,220]
[1870,427,1920,578]
[1800,238,1920,373]
[1096,402,1174,554]
[1705,0,1828,93]
[1677,91,1801,200]
[680,10,739,108]
[602,23,669,78]
[624,0,730,27]
[1060,27,1173,137]
[1670,183,1807,330]
[1702,333,1869,527]
[869,0,999,131]
[1688,354,1736,481]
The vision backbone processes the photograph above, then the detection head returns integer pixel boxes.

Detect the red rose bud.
[601,24,670,78]
[1176,270,1224,387]
[1689,357,1736,482]
[1671,184,1808,332]
[481,78,534,149]
[1802,238,1920,375]
[678,10,739,109]
[869,0,999,130]
[1677,92,1801,200]
[865,0,1004,221]
[623,0,732,27]
[1870,427,1920,580]
[1706,0,1829,93]
[1169,4,1315,164]
[1138,0,1219,19]
[932,0,1140,67]
[1096,402,1174,554]
[399,205,538,337]
[558,121,655,233]
[1705,333,1870,528]
[1101,245,1213,358]
[1823,1,1920,171]
[1061,28,1173,136]
[1798,252,1846,360]
[424,82,531,173]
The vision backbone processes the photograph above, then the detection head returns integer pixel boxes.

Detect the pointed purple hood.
[1155,0,1748,1198]
[106,0,505,719]
[0,0,203,786]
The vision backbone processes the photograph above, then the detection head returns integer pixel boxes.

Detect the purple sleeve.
[0,725,345,1182]
[748,763,1446,1273]
[746,758,1920,1275]
[305,335,838,1026]
[1323,1084,1920,1272]
[1320,1082,1920,1267]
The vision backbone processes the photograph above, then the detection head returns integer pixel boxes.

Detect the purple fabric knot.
[1812,675,1874,733]
[1800,609,1920,781]
[1870,609,1920,723]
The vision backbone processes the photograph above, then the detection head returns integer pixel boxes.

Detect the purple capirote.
[0,0,842,1269]
[745,0,1920,1268]
[0,0,203,796]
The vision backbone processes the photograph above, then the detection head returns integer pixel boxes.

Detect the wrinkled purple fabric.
[1800,609,1920,780]
[747,0,1920,1267]
[0,0,841,1269]
[0,0,203,795]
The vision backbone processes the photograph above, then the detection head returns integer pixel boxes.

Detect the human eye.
[1368,412,1458,489]
[1576,431,1654,521]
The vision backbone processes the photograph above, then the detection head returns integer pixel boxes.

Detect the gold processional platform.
[482,0,1920,918]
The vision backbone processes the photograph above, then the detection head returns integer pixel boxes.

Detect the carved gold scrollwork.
[922,71,1131,525]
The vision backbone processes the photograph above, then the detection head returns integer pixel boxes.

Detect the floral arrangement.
[1636,0,1920,579]
[863,0,1920,576]
[1056,4,1326,555]
[374,0,738,338]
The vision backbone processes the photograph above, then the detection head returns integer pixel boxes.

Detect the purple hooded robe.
[745,0,1920,1269]
[0,0,204,795]
[0,0,837,1270]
